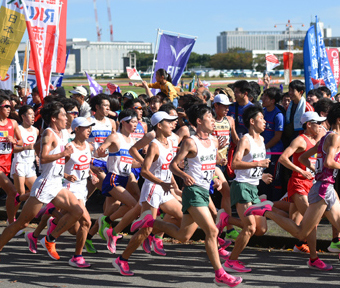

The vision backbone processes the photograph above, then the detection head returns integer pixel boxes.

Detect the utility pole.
[93,0,102,42]
[107,0,114,42]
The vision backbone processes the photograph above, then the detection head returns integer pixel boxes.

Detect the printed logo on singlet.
[79,155,88,163]
[27,136,34,142]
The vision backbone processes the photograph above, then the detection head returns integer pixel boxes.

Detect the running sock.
[48,207,55,215]
[111,227,118,236]
[332,237,340,243]
[105,216,114,225]
[52,219,57,225]
[87,234,93,240]
[74,255,82,258]
[47,234,56,242]
[15,195,21,203]
[32,234,38,239]
[215,267,225,278]
[226,228,235,233]
[310,257,319,263]
[119,255,128,262]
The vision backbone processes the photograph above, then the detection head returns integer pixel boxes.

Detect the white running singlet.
[13,125,37,163]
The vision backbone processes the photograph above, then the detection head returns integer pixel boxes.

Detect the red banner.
[326,48,340,87]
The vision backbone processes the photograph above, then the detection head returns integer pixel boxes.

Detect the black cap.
[49,87,66,98]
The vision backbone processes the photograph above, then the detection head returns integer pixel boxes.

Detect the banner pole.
[150,28,161,83]
[24,40,30,95]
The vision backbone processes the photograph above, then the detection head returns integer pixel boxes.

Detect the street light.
[274,20,304,51]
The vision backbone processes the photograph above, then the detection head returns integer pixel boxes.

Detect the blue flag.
[315,16,337,96]
[153,33,196,86]
[303,25,318,95]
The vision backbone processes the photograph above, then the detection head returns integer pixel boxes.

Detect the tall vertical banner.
[152,33,196,86]
[22,0,60,101]
[315,17,337,97]
[326,48,340,87]
[0,0,26,79]
[53,0,67,73]
[283,52,294,85]
[303,25,318,94]
[0,65,13,90]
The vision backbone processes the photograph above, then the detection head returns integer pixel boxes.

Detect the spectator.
[306,89,323,105]
[249,81,261,103]
[281,92,291,110]
[285,80,314,142]
[260,87,285,201]
[49,86,66,98]
[14,82,32,106]
[317,86,331,98]
[70,86,91,118]
[335,93,340,102]
[227,80,254,140]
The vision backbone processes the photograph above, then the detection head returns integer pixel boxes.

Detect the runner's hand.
[91,174,99,185]
[65,174,77,182]
[96,147,107,157]
[262,173,273,184]
[161,182,173,195]
[24,143,34,150]
[63,143,74,157]
[213,178,222,191]
[300,169,313,180]
[6,136,16,144]
[218,136,228,150]
[257,159,270,168]
[91,166,103,174]
[183,175,195,186]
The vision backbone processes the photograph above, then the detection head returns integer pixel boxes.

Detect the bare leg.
[229,202,267,260]
[0,172,18,224]
[113,203,141,233]
[74,200,91,255]
[0,196,43,250]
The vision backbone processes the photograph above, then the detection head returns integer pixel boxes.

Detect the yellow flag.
[0,0,26,79]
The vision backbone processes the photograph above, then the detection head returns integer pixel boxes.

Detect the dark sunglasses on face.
[1,105,11,109]
[67,111,79,116]
[133,106,143,110]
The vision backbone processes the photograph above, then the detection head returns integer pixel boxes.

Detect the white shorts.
[140,181,174,209]
[30,176,63,204]
[63,181,88,203]
[11,161,36,178]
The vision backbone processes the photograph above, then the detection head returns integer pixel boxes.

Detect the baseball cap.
[213,94,232,106]
[300,111,327,125]
[14,82,26,89]
[71,117,95,132]
[151,111,178,126]
[123,91,138,100]
[49,87,66,98]
[69,86,87,97]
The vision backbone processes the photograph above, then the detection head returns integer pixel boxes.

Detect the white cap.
[71,117,95,132]
[213,94,232,106]
[151,111,178,126]
[70,86,87,97]
[300,111,327,125]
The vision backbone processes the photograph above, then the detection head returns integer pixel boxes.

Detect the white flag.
[266,54,280,71]
[126,67,142,81]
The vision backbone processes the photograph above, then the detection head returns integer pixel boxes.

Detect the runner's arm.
[140,142,163,185]
[129,131,154,164]
[324,134,340,170]
[298,143,318,172]
[279,136,307,173]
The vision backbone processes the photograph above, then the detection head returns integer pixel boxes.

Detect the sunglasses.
[67,111,79,116]
[133,106,143,110]
[1,105,11,109]
[310,121,323,125]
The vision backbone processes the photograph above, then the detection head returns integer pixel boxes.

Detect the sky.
[23,0,340,55]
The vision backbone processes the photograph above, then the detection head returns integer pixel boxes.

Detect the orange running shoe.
[40,236,60,260]
[293,243,310,254]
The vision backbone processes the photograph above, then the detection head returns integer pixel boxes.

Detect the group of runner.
[0,79,339,287]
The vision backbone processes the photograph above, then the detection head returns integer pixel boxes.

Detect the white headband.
[121,116,132,122]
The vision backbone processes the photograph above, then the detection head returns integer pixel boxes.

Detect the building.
[17,38,153,76]
[217,27,307,53]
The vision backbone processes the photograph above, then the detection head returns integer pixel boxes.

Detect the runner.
[0,101,83,261]
[215,105,272,273]
[128,104,242,287]
[10,105,39,207]
[278,111,324,254]
[97,109,140,242]
[0,95,23,225]
[63,117,95,268]
[245,103,340,271]
[113,111,182,275]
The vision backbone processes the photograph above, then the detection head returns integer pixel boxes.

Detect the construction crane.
[93,0,102,42]
[107,0,114,42]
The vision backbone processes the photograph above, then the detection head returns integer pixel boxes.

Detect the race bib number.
[315,155,323,175]
[0,141,12,154]
[202,163,215,183]
[54,158,65,177]
[74,163,90,181]
[119,156,132,175]
[161,163,172,182]
[250,166,263,179]
[307,157,317,177]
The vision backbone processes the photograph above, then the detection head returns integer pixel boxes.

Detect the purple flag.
[153,33,196,86]
[85,71,103,97]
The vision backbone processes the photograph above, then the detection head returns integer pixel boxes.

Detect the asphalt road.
[0,226,339,288]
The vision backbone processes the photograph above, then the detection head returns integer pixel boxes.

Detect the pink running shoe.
[307,258,333,271]
[68,256,91,268]
[214,271,242,287]
[112,257,134,276]
[218,237,232,250]
[104,228,118,254]
[223,259,252,273]
[14,193,20,206]
[218,247,231,260]
[47,217,57,236]
[216,209,229,235]
[153,236,166,256]
[244,201,273,217]
[130,210,154,232]
[25,232,37,254]
[142,235,153,254]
